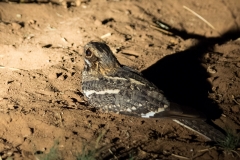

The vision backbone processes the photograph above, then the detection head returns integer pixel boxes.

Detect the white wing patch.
[84,89,120,97]
[105,76,127,81]
[158,108,165,112]
[129,78,145,85]
[141,107,166,118]
[141,111,157,118]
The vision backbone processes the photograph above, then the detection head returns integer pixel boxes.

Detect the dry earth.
[0,0,240,159]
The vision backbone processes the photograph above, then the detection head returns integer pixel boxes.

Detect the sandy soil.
[0,0,240,159]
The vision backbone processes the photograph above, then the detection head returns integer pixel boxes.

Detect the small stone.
[125,25,133,31]
[125,10,131,15]
[231,105,239,113]
[94,19,102,26]
[22,150,35,159]
[11,22,22,30]
[128,55,136,60]
[0,143,4,152]
[151,153,158,158]
[75,0,81,6]
[235,71,240,78]
[48,73,57,79]
[236,62,240,68]
[207,66,217,74]
[7,104,14,109]
[21,127,32,137]
[139,149,147,155]
[13,153,21,158]
[207,77,213,83]
[28,19,36,25]
[104,138,110,143]
[7,150,13,156]
[81,4,87,8]
[16,14,22,18]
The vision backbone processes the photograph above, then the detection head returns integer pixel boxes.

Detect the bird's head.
[83,41,121,75]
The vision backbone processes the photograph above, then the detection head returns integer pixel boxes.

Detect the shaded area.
[142,29,240,120]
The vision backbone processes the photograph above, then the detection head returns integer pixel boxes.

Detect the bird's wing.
[112,68,205,120]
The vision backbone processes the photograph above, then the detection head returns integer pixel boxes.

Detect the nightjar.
[81,41,225,142]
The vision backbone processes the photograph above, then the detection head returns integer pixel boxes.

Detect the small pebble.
[232,105,239,113]
[16,14,22,18]
[207,66,217,74]
[235,71,240,78]
[94,20,102,26]
[236,62,240,68]
[7,150,13,156]
[11,22,22,30]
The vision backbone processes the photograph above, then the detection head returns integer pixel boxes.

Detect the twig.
[0,65,21,71]
[101,33,112,39]
[231,150,240,157]
[183,6,220,35]
[233,98,240,105]
[120,49,139,58]
[183,6,215,29]
[171,153,189,159]
[197,147,216,152]
[150,24,173,35]
[232,95,240,105]
[108,149,118,160]
[221,114,226,117]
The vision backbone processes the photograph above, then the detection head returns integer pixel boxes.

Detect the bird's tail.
[152,102,225,141]
[173,118,225,142]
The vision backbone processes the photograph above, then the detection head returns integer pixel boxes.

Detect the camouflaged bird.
[81,41,225,142]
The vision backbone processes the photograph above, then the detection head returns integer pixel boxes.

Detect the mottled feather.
[81,41,225,141]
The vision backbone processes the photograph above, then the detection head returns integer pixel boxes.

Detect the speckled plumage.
[82,42,170,118]
[81,41,225,141]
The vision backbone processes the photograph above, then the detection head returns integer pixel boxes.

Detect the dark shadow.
[152,19,207,40]
[142,29,240,120]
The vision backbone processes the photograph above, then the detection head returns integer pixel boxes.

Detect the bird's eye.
[86,49,93,58]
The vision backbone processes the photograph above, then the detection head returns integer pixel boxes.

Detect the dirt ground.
[0,0,240,159]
